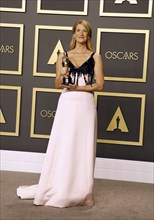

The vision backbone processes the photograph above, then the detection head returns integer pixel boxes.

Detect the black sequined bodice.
[68,52,95,86]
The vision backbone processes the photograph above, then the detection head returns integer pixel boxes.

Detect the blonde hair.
[70,20,93,51]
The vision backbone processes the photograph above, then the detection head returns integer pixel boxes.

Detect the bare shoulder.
[94,52,102,59]
[93,52,103,62]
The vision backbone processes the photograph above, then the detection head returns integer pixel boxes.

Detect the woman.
[17,19,104,208]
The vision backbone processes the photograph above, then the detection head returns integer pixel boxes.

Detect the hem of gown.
[17,187,95,208]
[32,194,95,208]
[33,200,95,208]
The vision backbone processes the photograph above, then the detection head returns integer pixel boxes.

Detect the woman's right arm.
[55,53,63,89]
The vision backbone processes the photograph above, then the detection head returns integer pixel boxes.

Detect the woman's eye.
[76,29,87,33]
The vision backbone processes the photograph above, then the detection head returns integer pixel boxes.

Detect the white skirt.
[17,89,97,208]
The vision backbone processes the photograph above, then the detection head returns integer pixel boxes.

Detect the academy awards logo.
[30,88,61,138]
[33,25,72,77]
[114,0,137,4]
[100,0,153,17]
[40,110,56,118]
[95,92,146,146]
[0,23,24,75]
[47,40,64,65]
[0,45,15,53]
[105,51,139,61]
[106,107,129,133]
[0,85,21,137]
[96,28,149,82]
[0,109,6,124]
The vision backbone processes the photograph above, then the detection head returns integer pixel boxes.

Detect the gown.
[17,52,97,208]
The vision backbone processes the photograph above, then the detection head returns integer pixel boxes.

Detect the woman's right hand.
[55,52,70,89]
[60,67,70,77]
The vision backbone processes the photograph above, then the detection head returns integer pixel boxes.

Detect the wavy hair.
[70,20,93,51]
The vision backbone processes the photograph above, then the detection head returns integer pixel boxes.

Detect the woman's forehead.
[76,23,86,30]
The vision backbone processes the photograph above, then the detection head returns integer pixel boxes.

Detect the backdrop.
[0,0,153,162]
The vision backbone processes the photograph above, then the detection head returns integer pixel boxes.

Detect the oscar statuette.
[62,52,72,85]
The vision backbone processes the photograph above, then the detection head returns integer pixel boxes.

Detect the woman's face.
[74,24,88,44]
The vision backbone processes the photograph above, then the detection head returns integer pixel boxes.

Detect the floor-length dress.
[17,53,97,208]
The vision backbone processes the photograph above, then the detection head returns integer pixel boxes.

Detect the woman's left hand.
[68,84,77,91]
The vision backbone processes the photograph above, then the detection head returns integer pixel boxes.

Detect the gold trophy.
[62,52,72,85]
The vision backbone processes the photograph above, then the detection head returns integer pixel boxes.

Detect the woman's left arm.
[69,53,104,92]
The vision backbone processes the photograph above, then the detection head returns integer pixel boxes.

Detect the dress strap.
[91,52,95,57]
